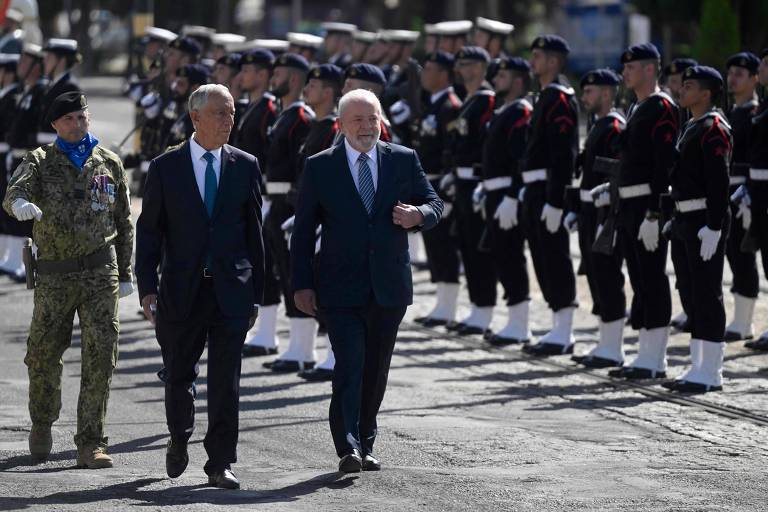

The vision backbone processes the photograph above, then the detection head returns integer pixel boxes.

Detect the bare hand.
[141,294,158,325]
[392,201,423,229]
[294,289,317,316]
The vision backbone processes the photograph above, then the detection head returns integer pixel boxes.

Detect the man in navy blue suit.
[135,84,265,489]
[291,89,443,472]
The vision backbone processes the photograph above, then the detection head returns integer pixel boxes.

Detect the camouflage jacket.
[3,144,134,281]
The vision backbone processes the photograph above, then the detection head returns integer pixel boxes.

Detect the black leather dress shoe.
[338,450,362,473]
[298,367,334,381]
[242,345,278,357]
[670,318,692,333]
[269,360,315,373]
[571,354,623,368]
[661,380,722,393]
[456,325,490,336]
[362,454,381,471]
[166,438,189,478]
[724,330,752,343]
[417,317,450,327]
[608,367,667,380]
[445,321,465,332]
[744,337,768,351]
[208,468,240,489]
[486,334,529,346]
[522,342,573,357]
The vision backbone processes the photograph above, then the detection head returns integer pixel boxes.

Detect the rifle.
[591,156,621,255]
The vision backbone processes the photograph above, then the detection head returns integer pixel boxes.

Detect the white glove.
[736,200,752,231]
[637,217,659,252]
[595,223,604,239]
[262,199,272,220]
[493,196,518,230]
[314,234,321,255]
[590,183,611,208]
[472,183,486,217]
[389,99,412,125]
[119,281,135,298]
[442,202,453,219]
[540,203,563,234]
[698,226,721,261]
[439,173,456,200]
[11,198,42,221]
[563,211,578,233]
[281,215,295,249]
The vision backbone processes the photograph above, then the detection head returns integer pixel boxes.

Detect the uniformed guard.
[339,63,393,143]
[743,48,768,351]
[662,66,731,393]
[38,39,82,147]
[472,16,514,82]
[481,56,534,346]
[519,35,579,357]
[3,43,46,280]
[0,8,24,54]
[381,30,422,148]
[351,30,376,64]
[210,33,246,61]
[433,20,473,55]
[723,52,760,342]
[569,69,628,367]
[236,49,283,357]
[287,32,324,63]
[608,43,679,380]
[126,26,177,96]
[180,25,215,58]
[0,53,22,279]
[412,51,463,327]
[321,22,356,68]
[2,92,135,467]
[663,58,698,103]
[212,52,245,143]
[261,53,316,373]
[445,46,497,335]
[163,63,209,149]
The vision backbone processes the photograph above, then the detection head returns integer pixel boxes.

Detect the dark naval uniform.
[0,80,22,239]
[297,113,338,185]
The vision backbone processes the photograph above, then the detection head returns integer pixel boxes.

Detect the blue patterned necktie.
[202,152,217,217]
[357,152,375,215]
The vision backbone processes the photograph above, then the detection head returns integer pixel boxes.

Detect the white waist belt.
[750,168,768,181]
[618,183,651,199]
[522,168,547,184]
[426,174,442,181]
[0,142,10,153]
[730,176,746,186]
[455,167,476,180]
[676,198,707,213]
[11,148,27,159]
[140,161,151,172]
[266,182,292,194]
[483,176,512,191]
[580,189,593,203]
[36,132,57,145]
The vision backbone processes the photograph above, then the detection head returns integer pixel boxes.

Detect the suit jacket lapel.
[180,141,209,221]
[334,142,370,217]
[211,145,234,220]
[371,140,393,217]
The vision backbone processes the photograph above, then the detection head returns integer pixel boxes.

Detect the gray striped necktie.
[357,152,375,214]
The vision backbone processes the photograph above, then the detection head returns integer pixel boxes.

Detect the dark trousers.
[583,206,627,322]
[421,184,461,283]
[485,192,529,306]
[725,193,759,298]
[522,186,576,311]
[262,235,282,306]
[577,205,601,316]
[156,278,249,474]
[618,200,671,330]
[454,180,497,307]
[322,298,407,457]
[671,238,694,317]
[264,198,308,317]
[671,217,728,342]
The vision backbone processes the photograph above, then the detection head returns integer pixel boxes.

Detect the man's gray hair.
[338,88,382,117]
[188,84,232,112]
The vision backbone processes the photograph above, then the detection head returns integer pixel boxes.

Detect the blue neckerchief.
[55,133,99,169]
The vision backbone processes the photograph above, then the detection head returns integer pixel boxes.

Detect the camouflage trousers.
[24,268,119,449]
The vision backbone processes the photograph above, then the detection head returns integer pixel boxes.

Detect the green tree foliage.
[692,0,740,68]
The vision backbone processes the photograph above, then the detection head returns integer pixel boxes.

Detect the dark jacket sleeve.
[290,157,322,292]
[247,156,266,303]
[544,92,578,208]
[702,120,732,230]
[649,99,680,213]
[507,104,532,198]
[135,159,164,302]
[410,149,443,231]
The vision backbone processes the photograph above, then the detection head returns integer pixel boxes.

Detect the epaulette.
[545,82,575,95]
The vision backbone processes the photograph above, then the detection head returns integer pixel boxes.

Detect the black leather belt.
[36,245,116,275]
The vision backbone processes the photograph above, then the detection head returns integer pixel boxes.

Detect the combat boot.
[28,424,52,461]
[77,445,113,469]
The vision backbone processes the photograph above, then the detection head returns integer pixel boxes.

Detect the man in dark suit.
[135,84,265,489]
[291,88,443,473]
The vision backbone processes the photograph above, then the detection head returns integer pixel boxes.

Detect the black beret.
[216,52,242,69]
[169,36,201,56]
[424,50,455,70]
[274,52,310,72]
[177,63,209,85]
[48,91,87,123]
[240,49,275,69]
[580,68,621,88]
[683,65,723,87]
[456,45,490,63]
[663,57,697,76]
[621,43,660,64]
[307,63,344,87]
[345,63,386,86]
[530,35,570,55]
[497,56,531,73]
[726,52,760,74]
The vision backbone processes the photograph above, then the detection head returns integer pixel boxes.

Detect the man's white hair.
[338,88,382,117]
[188,84,232,112]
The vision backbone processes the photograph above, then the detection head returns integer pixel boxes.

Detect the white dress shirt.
[189,134,222,201]
[344,138,379,193]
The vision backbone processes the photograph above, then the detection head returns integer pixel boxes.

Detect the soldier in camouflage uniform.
[2,92,135,469]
